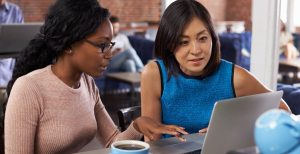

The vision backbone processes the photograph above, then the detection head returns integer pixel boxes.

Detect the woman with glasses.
[3,0,187,153]
[141,0,291,141]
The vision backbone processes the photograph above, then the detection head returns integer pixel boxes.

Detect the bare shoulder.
[141,60,160,79]
[141,60,162,99]
[233,65,251,83]
[233,65,270,97]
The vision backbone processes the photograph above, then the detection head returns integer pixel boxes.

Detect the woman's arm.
[233,65,291,112]
[141,61,164,141]
[94,75,186,147]
[94,100,143,148]
[5,77,41,154]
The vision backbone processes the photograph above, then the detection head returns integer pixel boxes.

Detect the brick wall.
[197,0,252,31]
[197,0,227,22]
[196,0,253,31]
[8,0,252,30]
[9,0,55,22]
[7,0,161,24]
[100,0,161,24]
[226,0,252,31]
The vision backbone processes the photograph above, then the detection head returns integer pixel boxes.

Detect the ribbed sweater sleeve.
[5,67,143,153]
[92,83,142,148]
[5,76,42,154]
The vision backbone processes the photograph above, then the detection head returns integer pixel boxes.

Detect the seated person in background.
[4,0,187,153]
[0,0,24,87]
[0,1,23,152]
[141,0,291,141]
[280,20,299,60]
[108,16,144,72]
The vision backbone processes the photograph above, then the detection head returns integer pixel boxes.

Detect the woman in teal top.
[141,0,291,141]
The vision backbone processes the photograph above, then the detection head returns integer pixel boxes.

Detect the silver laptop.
[146,91,283,154]
[0,23,42,56]
[201,91,283,154]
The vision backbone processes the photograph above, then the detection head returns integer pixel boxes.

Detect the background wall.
[9,0,54,21]
[226,0,252,31]
[7,0,253,30]
[8,0,161,24]
[197,0,227,22]
[100,0,161,23]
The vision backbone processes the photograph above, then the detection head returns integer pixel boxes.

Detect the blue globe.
[255,109,300,154]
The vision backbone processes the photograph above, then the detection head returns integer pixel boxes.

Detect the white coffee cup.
[111,140,150,154]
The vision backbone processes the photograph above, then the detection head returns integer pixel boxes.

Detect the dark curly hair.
[6,0,109,96]
[1,0,109,151]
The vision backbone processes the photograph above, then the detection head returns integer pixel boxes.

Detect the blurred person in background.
[0,0,23,153]
[0,0,23,87]
[108,16,144,72]
[279,20,299,60]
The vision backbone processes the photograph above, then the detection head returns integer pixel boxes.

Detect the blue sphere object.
[255,109,300,154]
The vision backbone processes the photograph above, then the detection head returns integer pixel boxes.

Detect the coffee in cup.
[111,140,150,154]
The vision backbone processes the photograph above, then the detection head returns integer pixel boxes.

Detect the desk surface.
[76,116,300,154]
[278,58,300,83]
[279,58,300,69]
[76,133,204,154]
[106,72,141,84]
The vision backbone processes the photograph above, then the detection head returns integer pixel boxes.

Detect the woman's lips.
[98,65,107,71]
[189,58,204,62]
[188,58,204,66]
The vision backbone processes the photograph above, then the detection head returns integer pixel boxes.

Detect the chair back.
[117,106,141,131]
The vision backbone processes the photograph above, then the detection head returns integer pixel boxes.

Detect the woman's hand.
[133,116,188,141]
[198,128,208,134]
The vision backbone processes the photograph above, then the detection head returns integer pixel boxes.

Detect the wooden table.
[279,59,300,83]
[106,72,141,105]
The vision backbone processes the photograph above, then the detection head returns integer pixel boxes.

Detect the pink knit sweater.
[5,65,142,154]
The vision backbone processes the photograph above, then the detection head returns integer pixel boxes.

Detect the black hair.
[109,15,119,23]
[7,0,109,95]
[155,0,220,79]
[2,1,110,150]
[5,0,110,106]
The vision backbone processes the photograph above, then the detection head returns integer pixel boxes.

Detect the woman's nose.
[104,51,113,59]
[190,40,201,55]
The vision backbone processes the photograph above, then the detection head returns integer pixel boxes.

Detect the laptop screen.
[0,23,42,56]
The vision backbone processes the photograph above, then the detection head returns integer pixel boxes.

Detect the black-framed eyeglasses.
[85,39,115,53]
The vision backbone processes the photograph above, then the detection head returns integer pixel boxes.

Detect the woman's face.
[70,19,114,77]
[174,17,212,76]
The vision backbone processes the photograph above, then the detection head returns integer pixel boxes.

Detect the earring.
[66,49,72,54]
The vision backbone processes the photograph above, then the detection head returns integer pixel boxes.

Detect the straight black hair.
[155,0,220,79]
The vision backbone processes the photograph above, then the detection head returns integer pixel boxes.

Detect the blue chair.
[95,36,154,94]
[277,83,300,115]
[219,32,251,70]
[292,33,300,51]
